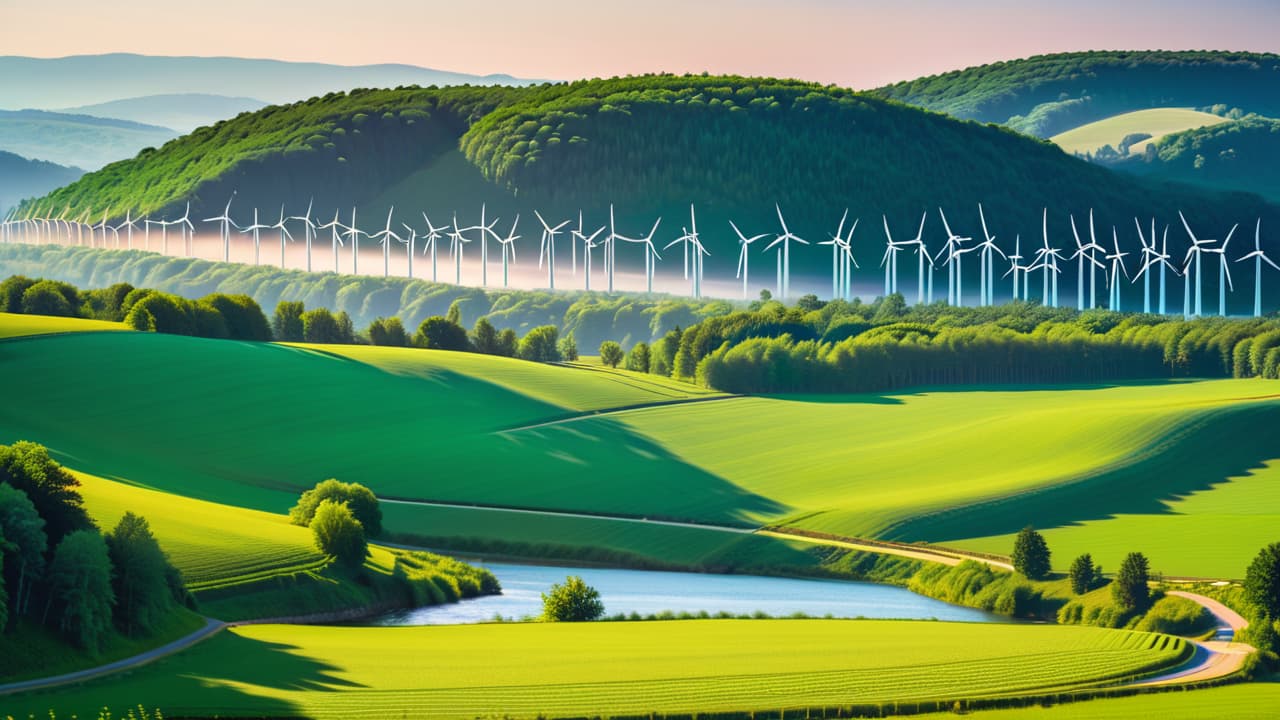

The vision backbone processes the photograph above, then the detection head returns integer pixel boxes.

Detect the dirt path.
[1129,590,1254,687]
[0,617,225,696]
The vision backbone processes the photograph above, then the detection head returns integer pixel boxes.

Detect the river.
[373,562,1000,625]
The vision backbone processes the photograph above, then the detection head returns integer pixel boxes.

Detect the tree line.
[0,442,189,653]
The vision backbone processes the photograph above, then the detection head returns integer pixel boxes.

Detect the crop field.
[1050,108,1228,156]
[2,319,1279,578]
[73,468,328,591]
[0,310,126,338]
[2,620,1190,719]
[917,680,1280,719]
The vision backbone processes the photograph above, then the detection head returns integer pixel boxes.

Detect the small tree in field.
[542,575,604,622]
[1011,526,1051,580]
[1068,553,1095,595]
[599,341,624,368]
[310,500,367,568]
[1244,542,1280,618]
[1112,552,1151,611]
[558,332,579,362]
[290,479,382,537]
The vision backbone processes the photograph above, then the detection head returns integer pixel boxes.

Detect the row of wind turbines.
[3,198,1278,317]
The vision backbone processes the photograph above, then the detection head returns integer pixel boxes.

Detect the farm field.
[1,620,1191,719]
[2,317,1279,578]
[917,679,1280,719]
[0,310,125,337]
[1050,108,1228,156]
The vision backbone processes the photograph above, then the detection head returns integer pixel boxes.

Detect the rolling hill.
[0,53,537,110]
[60,93,269,133]
[1120,115,1280,202]
[871,50,1280,138]
[22,75,1280,283]
[1050,108,1229,157]
[0,149,82,213]
[0,108,177,170]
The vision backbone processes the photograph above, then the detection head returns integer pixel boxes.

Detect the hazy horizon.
[5,0,1278,89]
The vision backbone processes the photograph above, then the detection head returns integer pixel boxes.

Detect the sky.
[3,0,1279,87]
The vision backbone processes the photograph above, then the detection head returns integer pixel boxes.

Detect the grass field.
[3,315,1279,578]
[1050,108,1228,156]
[0,311,126,338]
[2,620,1190,719]
[918,678,1280,719]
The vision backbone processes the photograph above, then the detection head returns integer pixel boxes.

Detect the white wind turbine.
[449,213,471,284]
[882,214,920,298]
[1032,210,1065,307]
[400,222,417,279]
[1069,212,1106,310]
[1134,218,1159,314]
[497,215,520,288]
[1206,222,1237,317]
[976,204,1007,306]
[240,208,268,265]
[765,204,808,299]
[1179,211,1216,317]
[343,208,365,275]
[91,208,111,249]
[730,220,769,300]
[684,204,705,298]
[610,215,658,294]
[821,211,851,301]
[1237,219,1279,318]
[475,204,500,287]
[421,213,450,283]
[1135,222,1178,315]
[535,210,570,290]
[371,207,400,278]
[606,205,621,293]
[204,192,239,262]
[581,225,605,291]
[935,207,972,306]
[271,205,293,268]
[118,210,139,250]
[289,199,317,272]
[317,210,346,273]
[1004,234,1024,301]
[1105,228,1130,311]
[173,203,194,256]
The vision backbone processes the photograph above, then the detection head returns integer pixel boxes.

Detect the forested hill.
[871,51,1280,138]
[24,74,1280,280]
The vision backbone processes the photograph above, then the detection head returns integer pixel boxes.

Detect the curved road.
[1129,590,1254,687]
[0,617,225,696]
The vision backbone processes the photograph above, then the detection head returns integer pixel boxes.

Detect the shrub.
[272,300,305,341]
[301,308,344,343]
[20,280,77,317]
[201,293,271,341]
[289,479,382,537]
[369,317,408,346]
[518,325,560,362]
[558,331,579,361]
[469,317,499,354]
[542,575,604,621]
[0,275,36,313]
[1136,595,1214,635]
[414,316,470,351]
[125,292,192,335]
[310,499,367,568]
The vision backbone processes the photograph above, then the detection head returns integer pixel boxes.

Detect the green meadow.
[918,680,1280,720]
[2,313,1279,580]
[3,621,1189,720]
[1050,108,1228,156]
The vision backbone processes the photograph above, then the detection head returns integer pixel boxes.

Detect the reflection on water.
[373,562,1000,625]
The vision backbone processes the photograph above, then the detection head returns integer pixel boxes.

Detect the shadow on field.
[889,401,1280,543]
[763,378,1199,406]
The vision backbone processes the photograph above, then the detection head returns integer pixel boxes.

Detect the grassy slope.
[917,680,1280,719]
[0,311,126,338]
[1050,109,1227,155]
[2,620,1188,719]
[2,315,1279,577]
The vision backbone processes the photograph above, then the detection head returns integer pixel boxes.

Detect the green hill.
[21,75,1280,282]
[0,149,83,213]
[871,50,1280,138]
[1050,108,1228,157]
[1117,115,1280,202]
[0,108,177,170]
[60,93,269,133]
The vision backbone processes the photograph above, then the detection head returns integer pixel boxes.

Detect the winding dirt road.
[1130,590,1254,687]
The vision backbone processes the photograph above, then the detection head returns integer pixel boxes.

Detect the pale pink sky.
[4,0,1278,87]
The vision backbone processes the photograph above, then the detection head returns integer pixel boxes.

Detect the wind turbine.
[117,210,139,250]
[1134,218,1159,314]
[271,205,293,268]
[91,208,111,250]
[240,208,268,265]
[820,211,851,301]
[400,222,418,279]
[766,204,808,299]
[1032,210,1065,307]
[1136,223,1178,315]
[976,204,1007,306]
[1206,223,1237,317]
[535,210,570,290]
[1070,212,1106,310]
[497,215,520,288]
[1179,211,1215,317]
[612,215,660,294]
[1105,228,1130,311]
[1237,219,1279,318]
[318,210,346,273]
[371,207,400,278]
[475,204,499,287]
[203,192,239,262]
[449,212,470,284]
[174,203,193,256]
[881,214,912,297]
[581,225,605,291]
[606,205,621,293]
[343,208,364,275]
[289,198,317,272]
[1004,234,1024,301]
[731,220,768,300]
[421,213,449,283]
[936,207,972,306]
[685,204,706,298]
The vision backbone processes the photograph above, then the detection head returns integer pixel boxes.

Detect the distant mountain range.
[59,93,269,133]
[0,54,538,110]
[0,109,178,170]
[0,150,83,214]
